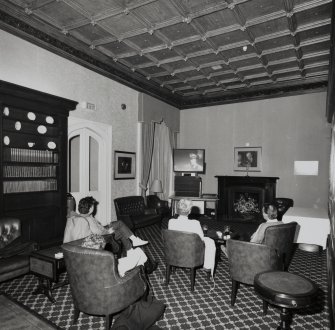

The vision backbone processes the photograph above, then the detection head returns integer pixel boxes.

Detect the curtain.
[149,121,175,200]
[139,122,155,198]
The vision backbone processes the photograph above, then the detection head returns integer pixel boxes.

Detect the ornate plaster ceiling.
[0,0,332,109]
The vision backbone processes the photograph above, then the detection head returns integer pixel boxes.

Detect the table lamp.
[151,179,163,196]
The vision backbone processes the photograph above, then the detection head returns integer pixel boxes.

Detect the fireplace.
[216,176,279,221]
[229,186,265,220]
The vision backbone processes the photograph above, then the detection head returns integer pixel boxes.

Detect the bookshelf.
[0,81,77,247]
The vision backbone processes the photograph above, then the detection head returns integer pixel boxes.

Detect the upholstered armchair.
[162,229,205,291]
[0,217,38,283]
[262,222,297,270]
[114,196,161,230]
[226,222,297,306]
[61,243,147,330]
[146,195,171,218]
[274,198,294,220]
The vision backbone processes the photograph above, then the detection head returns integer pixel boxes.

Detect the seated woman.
[250,204,281,243]
[168,199,216,277]
[221,204,281,256]
[64,196,148,276]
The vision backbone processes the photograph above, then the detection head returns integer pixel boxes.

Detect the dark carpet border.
[0,290,62,329]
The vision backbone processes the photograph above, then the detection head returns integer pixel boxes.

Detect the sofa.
[114,196,161,230]
[0,217,38,283]
[146,195,171,218]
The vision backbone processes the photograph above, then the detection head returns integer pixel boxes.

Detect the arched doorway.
[68,117,112,225]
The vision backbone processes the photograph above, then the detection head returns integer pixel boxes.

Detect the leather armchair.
[146,195,171,218]
[61,242,147,330]
[274,198,294,220]
[226,222,297,306]
[0,217,38,283]
[162,229,205,291]
[263,222,297,270]
[227,240,282,306]
[114,196,161,230]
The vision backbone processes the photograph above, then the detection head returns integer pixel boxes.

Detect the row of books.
[3,148,58,163]
[3,179,57,194]
[3,165,57,178]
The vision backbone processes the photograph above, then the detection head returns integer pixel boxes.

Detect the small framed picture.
[114,151,136,180]
[234,147,262,172]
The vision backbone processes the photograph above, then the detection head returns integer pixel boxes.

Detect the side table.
[30,246,68,303]
[254,271,318,330]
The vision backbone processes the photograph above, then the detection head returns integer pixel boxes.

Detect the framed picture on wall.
[114,151,136,179]
[234,147,262,172]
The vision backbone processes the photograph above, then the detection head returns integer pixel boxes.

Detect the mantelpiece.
[215,176,279,221]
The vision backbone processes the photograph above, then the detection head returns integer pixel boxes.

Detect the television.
[173,149,205,173]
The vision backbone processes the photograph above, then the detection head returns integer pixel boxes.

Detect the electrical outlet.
[86,102,96,111]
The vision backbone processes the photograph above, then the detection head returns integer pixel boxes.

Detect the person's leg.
[111,221,148,247]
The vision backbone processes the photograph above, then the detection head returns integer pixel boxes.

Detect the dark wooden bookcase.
[0,81,77,247]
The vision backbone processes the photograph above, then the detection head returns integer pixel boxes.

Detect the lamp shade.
[151,179,163,193]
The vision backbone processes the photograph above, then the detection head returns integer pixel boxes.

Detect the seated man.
[64,196,148,276]
[168,199,216,277]
[221,204,281,256]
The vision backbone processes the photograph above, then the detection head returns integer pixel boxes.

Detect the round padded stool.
[254,271,318,330]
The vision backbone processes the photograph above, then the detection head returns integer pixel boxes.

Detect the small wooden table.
[254,271,318,330]
[30,246,68,303]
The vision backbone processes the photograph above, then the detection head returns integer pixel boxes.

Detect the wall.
[0,30,139,220]
[179,92,330,209]
[138,93,180,132]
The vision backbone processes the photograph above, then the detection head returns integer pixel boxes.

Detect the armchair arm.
[227,239,283,285]
[0,240,38,259]
[104,265,147,311]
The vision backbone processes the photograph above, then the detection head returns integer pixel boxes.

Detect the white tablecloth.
[282,207,330,249]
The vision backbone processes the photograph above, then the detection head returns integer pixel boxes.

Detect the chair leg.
[105,314,113,330]
[278,307,292,330]
[166,264,171,286]
[231,280,240,306]
[190,268,196,291]
[263,300,269,315]
[73,307,80,324]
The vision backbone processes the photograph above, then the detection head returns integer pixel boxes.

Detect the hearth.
[230,187,264,220]
[216,176,279,221]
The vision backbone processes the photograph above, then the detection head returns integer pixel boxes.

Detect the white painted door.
[68,117,112,225]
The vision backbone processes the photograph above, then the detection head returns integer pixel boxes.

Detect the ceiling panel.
[0,0,331,109]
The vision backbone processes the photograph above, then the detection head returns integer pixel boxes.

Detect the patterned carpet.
[0,221,329,329]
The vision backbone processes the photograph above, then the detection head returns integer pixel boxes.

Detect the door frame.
[68,117,112,225]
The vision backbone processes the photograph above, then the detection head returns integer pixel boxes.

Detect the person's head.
[189,152,199,165]
[78,196,99,216]
[176,199,192,216]
[262,204,278,221]
[246,152,253,161]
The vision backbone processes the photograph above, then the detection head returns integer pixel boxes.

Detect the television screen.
[173,149,205,173]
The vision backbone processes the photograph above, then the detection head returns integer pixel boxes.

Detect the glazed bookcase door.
[0,80,77,247]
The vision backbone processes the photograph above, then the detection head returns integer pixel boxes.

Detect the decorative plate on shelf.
[3,107,9,116]
[37,125,47,134]
[47,141,56,149]
[3,136,10,145]
[45,116,54,124]
[14,121,21,130]
[27,112,36,120]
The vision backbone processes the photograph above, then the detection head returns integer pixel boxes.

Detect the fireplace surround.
[216,176,279,221]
